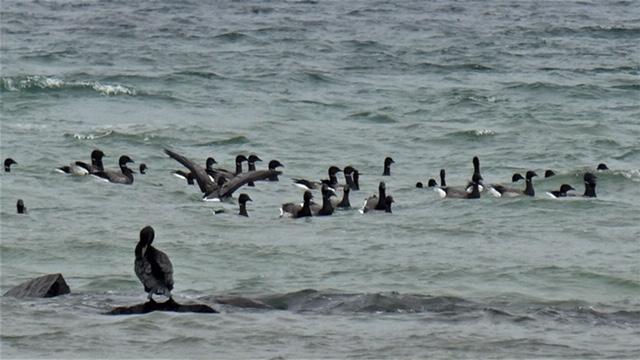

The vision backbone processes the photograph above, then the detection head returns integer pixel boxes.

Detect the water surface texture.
[1,0,639,358]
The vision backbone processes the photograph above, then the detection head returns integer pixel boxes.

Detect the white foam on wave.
[2,75,137,96]
[91,83,137,96]
[473,129,495,136]
[72,130,113,140]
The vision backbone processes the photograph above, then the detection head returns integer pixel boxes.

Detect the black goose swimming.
[246,155,262,187]
[267,160,284,181]
[135,226,174,302]
[435,173,483,199]
[486,173,525,195]
[280,190,313,218]
[332,185,351,209]
[58,149,106,176]
[343,166,356,189]
[382,157,394,176]
[16,199,26,214]
[93,155,135,184]
[383,196,394,213]
[546,184,575,198]
[438,166,484,195]
[293,166,342,190]
[310,184,337,216]
[139,163,148,175]
[597,163,609,171]
[361,181,388,213]
[489,171,537,197]
[165,149,279,201]
[581,172,597,197]
[238,193,252,217]
[4,158,17,172]
[352,169,360,190]
[544,170,556,178]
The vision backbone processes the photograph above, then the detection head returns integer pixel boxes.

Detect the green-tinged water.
[1,0,639,358]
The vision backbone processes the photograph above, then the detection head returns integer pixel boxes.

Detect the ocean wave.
[345,111,397,124]
[194,136,250,147]
[502,81,612,97]
[1,76,136,96]
[291,70,341,84]
[173,70,225,80]
[545,25,640,38]
[539,65,639,74]
[200,289,640,326]
[445,88,500,106]
[415,62,493,72]
[209,289,476,314]
[213,31,258,42]
[63,129,178,145]
[448,129,497,138]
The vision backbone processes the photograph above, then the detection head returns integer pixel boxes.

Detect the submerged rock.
[4,273,70,298]
[106,298,217,315]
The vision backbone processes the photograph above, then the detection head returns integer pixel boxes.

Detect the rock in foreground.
[106,298,217,315]
[4,273,71,298]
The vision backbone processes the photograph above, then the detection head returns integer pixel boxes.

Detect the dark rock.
[4,273,70,298]
[106,298,218,315]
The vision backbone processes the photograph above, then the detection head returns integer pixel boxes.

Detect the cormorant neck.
[135,243,146,259]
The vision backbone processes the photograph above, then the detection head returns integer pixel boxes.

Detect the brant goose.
[489,171,537,197]
[4,158,17,172]
[58,150,105,175]
[382,157,394,176]
[93,155,135,185]
[280,190,313,218]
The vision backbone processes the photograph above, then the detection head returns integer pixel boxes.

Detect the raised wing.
[165,149,217,195]
[215,169,281,199]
